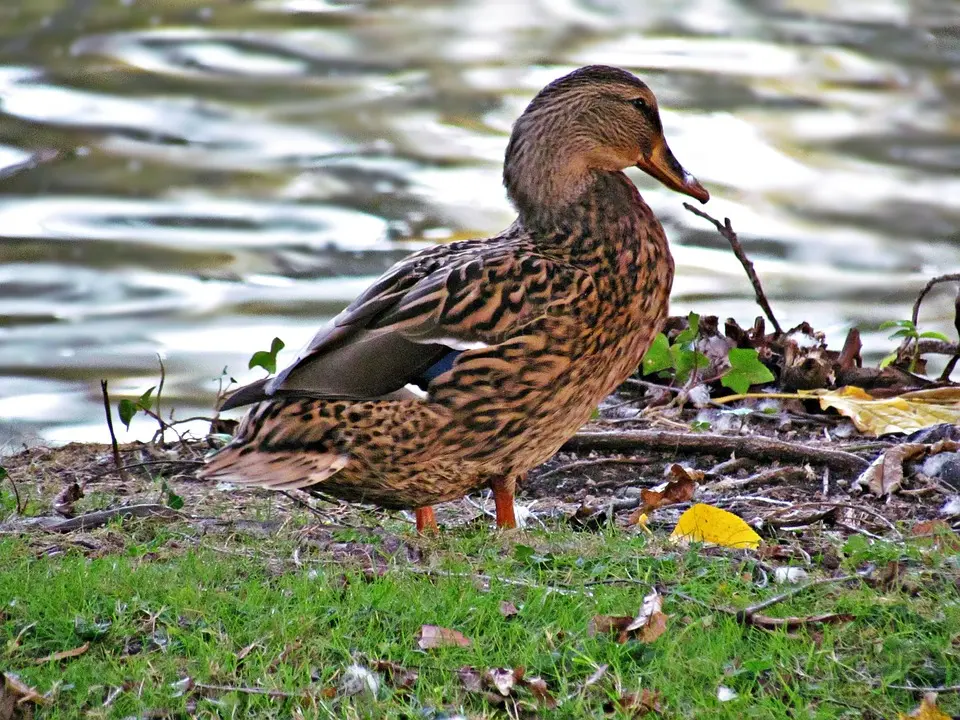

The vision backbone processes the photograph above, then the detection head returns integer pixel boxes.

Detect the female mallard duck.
[200,65,708,532]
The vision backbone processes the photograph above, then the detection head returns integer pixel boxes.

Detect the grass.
[1,509,958,719]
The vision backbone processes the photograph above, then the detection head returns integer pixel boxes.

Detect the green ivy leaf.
[671,345,709,383]
[137,386,156,410]
[887,328,915,340]
[878,351,898,369]
[165,491,184,510]
[118,399,139,430]
[879,319,915,330]
[919,330,951,342]
[721,348,775,395]
[690,420,711,432]
[248,337,286,376]
[674,312,701,347]
[641,333,672,375]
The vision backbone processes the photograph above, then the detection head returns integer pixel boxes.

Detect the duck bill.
[636,140,709,203]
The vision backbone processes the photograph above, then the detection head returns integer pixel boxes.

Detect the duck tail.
[198,401,350,491]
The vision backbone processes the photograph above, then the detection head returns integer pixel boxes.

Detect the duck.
[199,65,709,532]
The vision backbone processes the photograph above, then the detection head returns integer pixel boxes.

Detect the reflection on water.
[0,0,958,448]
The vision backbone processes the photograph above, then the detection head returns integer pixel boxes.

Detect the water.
[1,0,958,448]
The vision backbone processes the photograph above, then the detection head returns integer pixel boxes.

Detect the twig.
[3,467,23,514]
[535,457,652,483]
[99,380,128,484]
[155,354,166,445]
[563,430,869,472]
[684,203,782,334]
[193,681,313,700]
[910,273,960,330]
[741,573,862,614]
[706,465,811,492]
[41,503,179,533]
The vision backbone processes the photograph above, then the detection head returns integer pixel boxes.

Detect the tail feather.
[198,400,350,491]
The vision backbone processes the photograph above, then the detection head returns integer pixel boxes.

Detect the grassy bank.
[2,505,958,719]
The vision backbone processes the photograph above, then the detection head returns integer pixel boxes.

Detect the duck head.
[504,65,708,219]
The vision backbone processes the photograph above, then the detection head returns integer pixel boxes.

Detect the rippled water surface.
[1,0,959,447]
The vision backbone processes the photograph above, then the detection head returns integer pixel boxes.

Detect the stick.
[684,203,783,334]
[2,466,23,514]
[41,503,178,533]
[535,457,652,483]
[910,273,960,329]
[99,380,128,484]
[563,430,869,472]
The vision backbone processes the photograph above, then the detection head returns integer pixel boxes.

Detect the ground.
[1,400,959,719]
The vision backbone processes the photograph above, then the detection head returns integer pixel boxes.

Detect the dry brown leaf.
[52,483,83,518]
[589,590,668,644]
[485,668,520,697]
[525,677,557,708]
[810,386,960,436]
[856,444,926,497]
[457,666,483,693]
[371,660,418,690]
[631,466,699,522]
[417,625,472,650]
[499,601,518,618]
[33,642,89,665]
[911,519,960,551]
[899,692,951,719]
[604,688,662,717]
[2,673,45,707]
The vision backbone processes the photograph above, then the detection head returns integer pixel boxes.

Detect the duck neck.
[507,159,671,297]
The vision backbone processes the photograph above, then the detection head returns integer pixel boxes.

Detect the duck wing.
[221,234,596,409]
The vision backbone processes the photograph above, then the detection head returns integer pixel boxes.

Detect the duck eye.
[631,98,649,112]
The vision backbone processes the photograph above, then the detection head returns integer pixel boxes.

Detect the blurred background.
[0,0,958,448]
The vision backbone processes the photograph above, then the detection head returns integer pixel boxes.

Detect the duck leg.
[415,506,439,534]
[490,476,517,529]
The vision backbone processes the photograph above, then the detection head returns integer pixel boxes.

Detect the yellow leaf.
[899,692,951,719]
[670,503,761,550]
[804,386,960,436]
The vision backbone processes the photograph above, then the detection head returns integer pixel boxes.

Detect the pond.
[1,0,958,448]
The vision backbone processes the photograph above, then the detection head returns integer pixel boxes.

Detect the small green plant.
[248,337,285,376]
[641,312,709,383]
[642,314,774,393]
[721,348,775,394]
[118,386,156,431]
[879,319,950,372]
[159,478,184,510]
[690,419,712,432]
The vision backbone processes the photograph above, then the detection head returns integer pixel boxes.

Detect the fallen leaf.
[605,688,662,716]
[587,614,634,639]
[457,667,483,693]
[856,443,926,497]
[624,589,669,644]
[899,692,951,719]
[670,504,761,550]
[2,673,46,706]
[485,668,518,697]
[52,483,83,518]
[632,466,698,520]
[33,642,89,665]
[525,677,557,708]
[911,519,960,551]
[590,590,668,644]
[499,601,518,618]
[371,660,418,690]
[583,664,609,689]
[809,386,960,436]
[416,625,472,650]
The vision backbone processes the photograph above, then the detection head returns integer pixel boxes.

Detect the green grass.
[1,518,958,719]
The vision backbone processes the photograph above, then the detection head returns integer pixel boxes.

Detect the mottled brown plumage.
[199,65,709,530]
